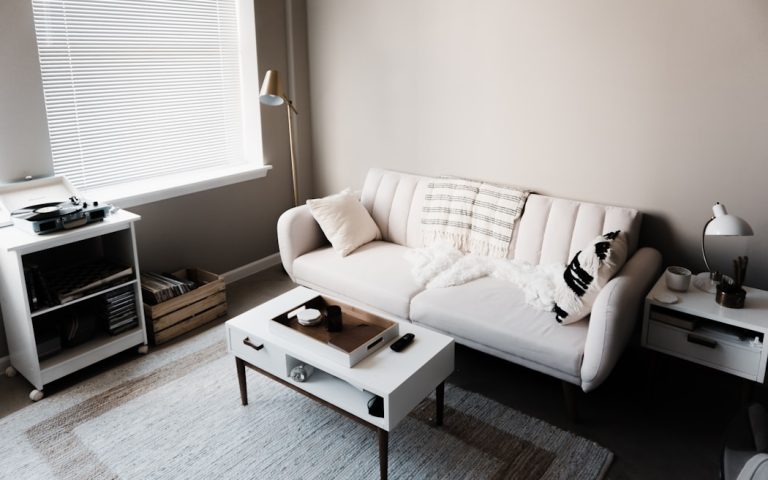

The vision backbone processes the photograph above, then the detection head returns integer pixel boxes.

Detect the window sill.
[83,164,272,209]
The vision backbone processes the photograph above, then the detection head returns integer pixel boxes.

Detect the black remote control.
[390,333,415,352]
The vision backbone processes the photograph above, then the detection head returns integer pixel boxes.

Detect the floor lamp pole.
[285,99,299,207]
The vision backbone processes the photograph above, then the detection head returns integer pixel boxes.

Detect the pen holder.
[716,285,746,309]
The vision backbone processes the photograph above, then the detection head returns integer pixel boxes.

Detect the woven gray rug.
[0,325,612,479]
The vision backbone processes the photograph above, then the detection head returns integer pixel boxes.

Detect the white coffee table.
[225,287,455,480]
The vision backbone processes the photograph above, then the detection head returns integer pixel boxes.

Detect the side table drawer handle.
[687,334,717,349]
[243,337,264,351]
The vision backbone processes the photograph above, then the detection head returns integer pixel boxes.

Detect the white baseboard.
[0,355,9,371]
[221,253,282,284]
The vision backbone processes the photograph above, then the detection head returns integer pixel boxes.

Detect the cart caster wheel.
[29,389,44,402]
[137,345,149,355]
[5,366,16,377]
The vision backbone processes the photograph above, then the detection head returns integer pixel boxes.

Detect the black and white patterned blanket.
[421,177,528,258]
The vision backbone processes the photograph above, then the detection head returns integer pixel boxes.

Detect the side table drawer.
[647,320,762,380]
[228,326,286,377]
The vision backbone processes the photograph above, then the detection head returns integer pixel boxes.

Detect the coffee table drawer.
[646,320,762,379]
[229,326,286,377]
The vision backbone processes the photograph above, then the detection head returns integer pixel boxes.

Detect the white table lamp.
[695,202,753,292]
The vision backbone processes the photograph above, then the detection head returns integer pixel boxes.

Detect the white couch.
[277,168,661,393]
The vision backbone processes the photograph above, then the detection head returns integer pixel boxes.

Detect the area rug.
[0,325,612,479]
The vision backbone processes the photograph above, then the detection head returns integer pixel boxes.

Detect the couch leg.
[562,381,580,423]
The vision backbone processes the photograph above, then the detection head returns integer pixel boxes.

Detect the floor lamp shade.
[259,70,284,106]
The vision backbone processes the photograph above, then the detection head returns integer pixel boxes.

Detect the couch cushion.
[410,277,588,377]
[360,168,430,248]
[511,194,641,265]
[359,170,642,262]
[292,241,423,319]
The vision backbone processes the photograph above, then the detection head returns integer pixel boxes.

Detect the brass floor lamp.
[259,69,300,207]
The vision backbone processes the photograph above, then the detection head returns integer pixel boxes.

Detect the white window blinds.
[31,0,253,191]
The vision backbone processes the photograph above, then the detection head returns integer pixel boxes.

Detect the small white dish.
[297,308,322,326]
[653,292,679,304]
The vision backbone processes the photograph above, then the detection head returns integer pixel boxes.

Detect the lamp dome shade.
[259,70,284,106]
[705,203,754,236]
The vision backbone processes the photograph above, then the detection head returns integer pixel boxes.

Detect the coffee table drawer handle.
[243,337,264,351]
[687,334,717,349]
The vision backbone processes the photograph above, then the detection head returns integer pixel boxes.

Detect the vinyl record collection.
[101,285,138,335]
[141,272,197,305]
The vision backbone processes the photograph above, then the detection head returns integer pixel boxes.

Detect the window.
[30,0,265,205]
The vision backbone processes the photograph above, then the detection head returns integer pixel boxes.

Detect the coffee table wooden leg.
[378,428,388,480]
[236,357,248,406]
[436,381,445,426]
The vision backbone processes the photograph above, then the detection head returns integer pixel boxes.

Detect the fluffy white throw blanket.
[406,242,564,312]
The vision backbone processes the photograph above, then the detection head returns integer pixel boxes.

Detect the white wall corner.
[221,252,282,284]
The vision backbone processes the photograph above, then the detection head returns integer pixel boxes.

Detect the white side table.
[641,275,768,383]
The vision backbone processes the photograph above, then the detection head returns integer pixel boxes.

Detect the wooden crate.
[144,268,227,345]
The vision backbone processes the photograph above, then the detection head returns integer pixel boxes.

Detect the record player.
[0,176,112,235]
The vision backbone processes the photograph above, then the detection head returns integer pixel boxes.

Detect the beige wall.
[0,0,311,359]
[306,0,768,287]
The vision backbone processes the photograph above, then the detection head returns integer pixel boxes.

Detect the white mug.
[665,266,692,292]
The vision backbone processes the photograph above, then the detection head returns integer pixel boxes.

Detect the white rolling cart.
[0,209,148,401]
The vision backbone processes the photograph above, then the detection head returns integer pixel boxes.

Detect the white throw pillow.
[552,231,628,325]
[306,189,381,257]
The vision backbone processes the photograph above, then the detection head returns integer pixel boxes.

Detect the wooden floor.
[0,265,759,479]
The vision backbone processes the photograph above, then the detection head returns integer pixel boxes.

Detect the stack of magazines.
[141,272,197,305]
[102,285,138,335]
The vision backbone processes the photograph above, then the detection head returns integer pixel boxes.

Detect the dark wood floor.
[1,265,759,479]
[450,340,752,479]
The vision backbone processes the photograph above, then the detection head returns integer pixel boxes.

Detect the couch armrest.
[580,247,662,392]
[277,205,327,278]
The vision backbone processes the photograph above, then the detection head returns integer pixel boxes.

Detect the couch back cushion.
[360,168,429,248]
[359,168,641,264]
[511,194,641,265]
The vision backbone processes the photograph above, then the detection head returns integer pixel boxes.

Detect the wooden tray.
[269,295,399,367]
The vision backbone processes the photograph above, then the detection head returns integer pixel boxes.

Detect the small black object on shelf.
[367,395,384,417]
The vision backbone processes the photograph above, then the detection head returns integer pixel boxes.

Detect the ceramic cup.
[665,266,692,292]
